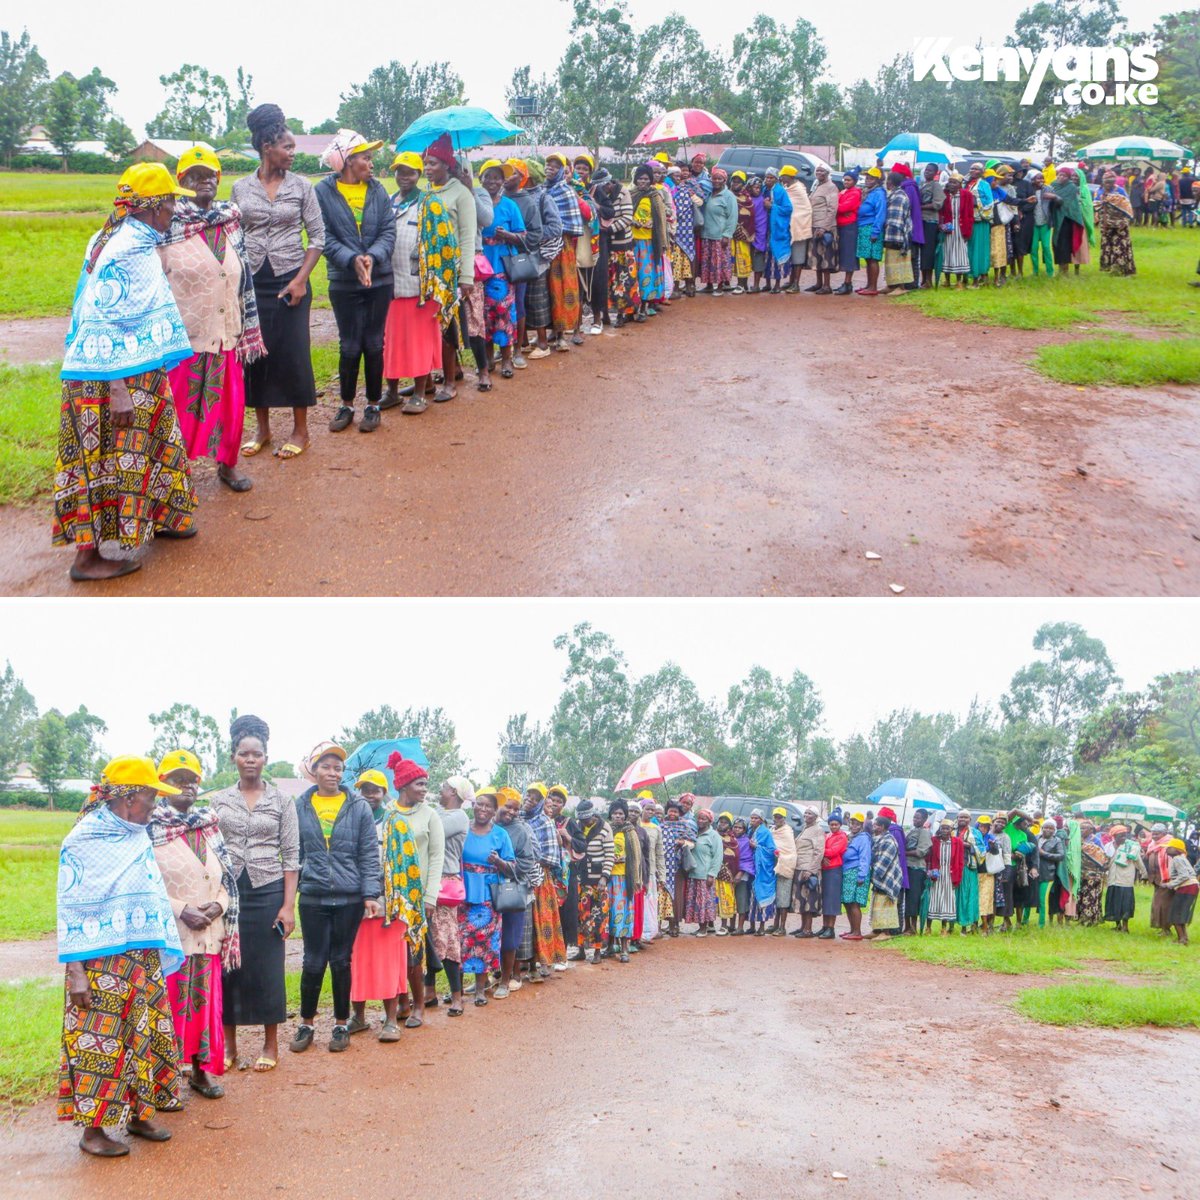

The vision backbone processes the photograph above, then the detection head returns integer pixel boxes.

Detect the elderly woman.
[1104,825,1145,932]
[854,169,886,295]
[1097,171,1136,275]
[460,787,516,1005]
[682,808,721,936]
[746,176,770,291]
[955,810,983,932]
[477,160,527,384]
[494,787,538,993]
[543,153,585,350]
[818,813,846,939]
[427,776,471,1015]
[764,167,793,293]
[715,812,739,933]
[149,750,239,1100]
[698,168,737,294]
[881,170,914,295]
[54,163,197,583]
[347,770,424,1042]
[382,151,448,415]
[313,129,393,433]
[289,743,382,1054]
[574,798,615,960]
[161,145,262,492]
[59,756,184,1156]
[779,165,812,292]
[840,812,872,940]
[602,171,641,327]
[939,174,974,287]
[1076,820,1108,926]
[657,798,690,936]
[521,784,568,972]
[791,808,826,936]
[748,809,777,934]
[231,104,325,460]
[1164,839,1198,944]
[731,816,754,933]
[807,165,839,294]
[1047,166,1087,276]
[917,163,945,288]
[630,163,668,317]
[867,816,904,939]
[604,799,640,960]
[210,714,297,1073]
[517,160,563,359]
[834,169,862,294]
[730,172,755,293]
[672,154,710,296]
[501,158,543,364]
[965,163,994,285]
[924,819,964,934]
[770,808,797,934]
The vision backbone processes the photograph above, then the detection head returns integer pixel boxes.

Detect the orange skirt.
[383,297,443,380]
[349,916,408,1002]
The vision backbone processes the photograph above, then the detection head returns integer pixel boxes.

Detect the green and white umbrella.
[1070,793,1186,823]
[1076,135,1192,162]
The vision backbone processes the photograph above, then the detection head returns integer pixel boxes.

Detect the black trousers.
[560,861,581,946]
[328,285,390,404]
[905,867,927,924]
[590,242,610,323]
[298,898,363,1022]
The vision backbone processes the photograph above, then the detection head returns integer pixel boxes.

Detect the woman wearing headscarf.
[603,171,641,326]
[522,784,568,971]
[210,714,297,1073]
[459,787,516,1005]
[569,154,600,339]
[658,797,688,936]
[477,160,527,385]
[585,167,615,330]
[954,809,982,932]
[818,812,846,939]
[964,163,993,285]
[917,162,945,288]
[494,787,537,994]
[518,160,562,360]
[1104,825,1145,932]
[1075,819,1108,926]
[714,812,739,934]
[314,129,394,433]
[840,813,872,940]
[149,750,239,1100]
[545,786,584,953]
[1097,171,1136,275]
[729,172,754,293]
[160,145,262,493]
[939,174,974,286]
[604,799,639,961]
[747,809,777,935]
[1037,821,1064,927]
[636,798,664,941]
[346,770,424,1042]
[682,808,721,936]
[778,165,812,292]
[987,166,1017,287]
[834,169,862,294]
[58,757,184,1156]
[427,777,471,1015]
[867,816,904,938]
[1047,166,1087,275]
[630,162,668,317]
[1164,839,1198,944]
[499,158,540,367]
[698,168,737,294]
[746,176,770,291]
[624,799,651,948]
[573,798,615,960]
[881,170,914,295]
[651,160,678,302]
[543,153,585,350]
[672,154,710,296]
[854,169,886,296]
[924,818,964,933]
[764,168,794,294]
[807,165,839,294]
[731,816,754,933]
[54,163,197,583]
[769,808,797,935]
[889,162,925,289]
[791,808,826,936]
[382,151,448,415]
[232,105,325,459]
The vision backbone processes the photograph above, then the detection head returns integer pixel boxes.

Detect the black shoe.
[359,405,381,433]
[804,283,821,292]
[328,1025,350,1052]
[289,1024,314,1053]
[816,928,835,940]
[833,284,854,295]
[329,405,354,432]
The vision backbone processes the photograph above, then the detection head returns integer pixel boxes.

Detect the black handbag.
[491,874,528,913]
[502,251,541,283]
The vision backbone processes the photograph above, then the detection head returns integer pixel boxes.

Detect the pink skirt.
[349,917,408,1002]
[166,951,225,1074]
[383,297,443,379]
[167,348,245,468]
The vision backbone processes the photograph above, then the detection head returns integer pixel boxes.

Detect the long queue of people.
[56,714,1199,1158]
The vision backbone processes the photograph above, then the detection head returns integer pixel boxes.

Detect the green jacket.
[687,827,723,880]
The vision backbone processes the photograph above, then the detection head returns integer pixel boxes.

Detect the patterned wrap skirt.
[59,948,182,1128]
[166,951,224,1074]
[483,277,517,347]
[579,882,610,952]
[732,237,754,278]
[531,875,567,965]
[990,222,1012,268]
[698,238,733,287]
[657,879,674,921]
[683,877,717,924]
[870,891,901,932]
[883,248,910,286]
[633,238,665,301]
[608,877,635,938]
[977,870,996,918]
[459,902,501,974]
[792,873,822,915]
[548,238,581,332]
[430,901,462,963]
[764,249,791,285]
[810,231,839,271]
[715,878,737,919]
[842,872,870,907]
[670,241,694,283]
[524,270,552,329]
[855,226,882,262]
[608,248,641,316]
[53,370,197,552]
[167,349,245,469]
[1100,222,1136,275]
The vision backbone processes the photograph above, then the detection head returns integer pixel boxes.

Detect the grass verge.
[1014,980,1200,1028]
[1032,335,1200,385]
[0,847,58,940]
[0,979,63,1113]
[0,811,76,846]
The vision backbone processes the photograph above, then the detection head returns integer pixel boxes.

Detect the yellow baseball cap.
[117,162,194,203]
[654,151,670,164]
[780,164,798,177]
[528,782,549,799]
[731,170,747,182]
[389,150,424,173]
[1167,838,1186,852]
[356,769,390,791]
[849,810,866,822]
[864,167,882,179]
[175,144,221,182]
[772,806,788,817]
[157,749,202,780]
[478,157,509,178]
[548,784,569,800]
[475,785,500,800]
[104,755,180,795]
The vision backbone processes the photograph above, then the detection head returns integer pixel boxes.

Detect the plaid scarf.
[418,186,460,331]
[162,198,265,364]
[148,803,241,970]
[883,187,912,250]
[871,831,905,899]
[548,177,584,237]
[522,803,560,867]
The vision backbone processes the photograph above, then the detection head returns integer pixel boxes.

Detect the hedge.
[0,789,88,811]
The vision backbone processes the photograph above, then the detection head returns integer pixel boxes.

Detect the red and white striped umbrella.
[633,108,732,146]
[615,747,713,792]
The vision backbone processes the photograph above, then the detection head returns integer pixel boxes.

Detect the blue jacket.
[768,182,793,260]
[856,186,887,239]
[314,174,395,292]
[842,830,873,884]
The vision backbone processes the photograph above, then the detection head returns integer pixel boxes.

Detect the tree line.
[4,3,1198,170]
[3,621,1196,813]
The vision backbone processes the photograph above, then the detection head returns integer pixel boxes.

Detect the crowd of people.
[53,96,1179,583]
[56,714,1197,1157]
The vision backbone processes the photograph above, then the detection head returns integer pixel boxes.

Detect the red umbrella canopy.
[633,108,732,145]
[616,748,712,792]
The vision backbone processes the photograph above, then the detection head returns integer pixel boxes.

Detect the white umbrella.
[877,132,958,164]
[1077,135,1192,161]
[1071,794,1186,822]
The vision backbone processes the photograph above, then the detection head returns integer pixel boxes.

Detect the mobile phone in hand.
[273,919,286,937]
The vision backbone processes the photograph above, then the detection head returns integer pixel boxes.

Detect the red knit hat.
[877,806,897,822]
[387,753,428,791]
[889,162,912,178]
[424,133,456,169]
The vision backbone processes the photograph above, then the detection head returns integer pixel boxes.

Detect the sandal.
[477,379,493,392]
[274,442,307,459]
[404,1015,422,1029]
[474,994,488,1007]
[241,438,269,457]
[500,364,514,379]
[188,1078,225,1100]
[69,558,141,583]
[252,1056,277,1072]
[448,1004,464,1017]
[432,389,455,403]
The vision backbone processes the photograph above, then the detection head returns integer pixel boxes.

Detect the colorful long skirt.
[927,872,957,923]
[167,349,245,469]
[608,248,641,317]
[810,231,839,271]
[732,237,753,278]
[956,867,980,927]
[548,238,581,333]
[430,902,462,963]
[383,296,443,379]
[59,949,181,1128]
[698,237,732,287]
[855,226,882,262]
[1100,222,1136,275]
[531,875,567,966]
[633,238,664,301]
[484,278,517,347]
[990,223,1012,268]
[791,873,822,915]
[459,902,500,974]
[657,879,674,922]
[608,877,634,938]
[632,887,646,941]
[968,223,992,276]
[749,891,776,924]
[52,371,197,552]
[1077,873,1103,925]
[579,882,610,952]
[841,872,869,907]
[166,951,224,1074]
[715,878,737,919]
[683,877,717,924]
[764,249,791,285]
[669,243,693,284]
[349,915,408,1002]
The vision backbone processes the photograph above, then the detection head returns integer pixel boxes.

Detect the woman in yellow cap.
[54,162,198,583]
[1164,839,1197,944]
[160,145,263,494]
[58,757,185,1156]
[314,129,395,433]
[148,749,239,1100]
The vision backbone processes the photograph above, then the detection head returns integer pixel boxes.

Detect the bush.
[7,154,62,171]
[0,789,88,812]
[3,154,131,175]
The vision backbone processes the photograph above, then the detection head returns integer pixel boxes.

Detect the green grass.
[1032,335,1200,385]
[0,215,100,318]
[0,810,76,846]
[0,172,250,213]
[1014,979,1200,1027]
[0,847,58,940]
[0,979,65,1114]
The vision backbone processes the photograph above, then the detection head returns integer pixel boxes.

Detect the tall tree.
[638,13,713,114]
[1148,10,1200,150]
[74,66,116,138]
[43,74,80,168]
[730,15,796,144]
[337,61,465,144]
[725,666,789,796]
[339,704,466,786]
[103,116,136,158]
[0,30,48,165]
[780,670,824,801]
[0,660,37,782]
[148,703,223,778]
[147,65,233,140]
[557,0,644,150]
[226,66,255,136]
[63,706,107,777]
[31,710,69,809]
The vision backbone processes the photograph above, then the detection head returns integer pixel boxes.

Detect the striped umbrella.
[1076,135,1192,161]
[877,131,958,165]
[866,777,958,812]
[615,747,712,792]
[1070,794,1186,823]
[633,108,731,146]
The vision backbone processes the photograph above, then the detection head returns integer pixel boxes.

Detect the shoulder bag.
[984,847,1005,876]
[502,251,542,283]
[491,873,528,913]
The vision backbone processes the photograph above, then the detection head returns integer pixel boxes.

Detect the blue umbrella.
[876,131,957,165]
[866,778,958,812]
[395,106,526,154]
[344,738,428,798]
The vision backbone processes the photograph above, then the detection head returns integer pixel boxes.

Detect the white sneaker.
[589,324,603,335]
[552,962,569,972]
[528,345,552,360]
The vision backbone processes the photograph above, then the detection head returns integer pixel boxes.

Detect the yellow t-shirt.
[337,180,368,228]
[613,829,626,876]
[311,792,346,846]
[632,197,652,239]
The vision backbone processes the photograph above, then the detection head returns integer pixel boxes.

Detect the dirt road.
[3,295,1198,596]
[4,934,1195,1199]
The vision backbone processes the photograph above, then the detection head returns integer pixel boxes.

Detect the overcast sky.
[22,0,1172,139]
[3,599,1194,780]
